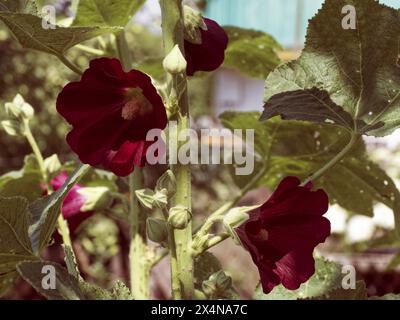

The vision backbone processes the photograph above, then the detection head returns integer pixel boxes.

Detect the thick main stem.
[116,31,150,299]
[128,170,149,299]
[160,0,194,300]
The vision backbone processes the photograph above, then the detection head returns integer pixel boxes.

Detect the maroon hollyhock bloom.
[57,58,168,177]
[184,18,229,76]
[236,177,331,294]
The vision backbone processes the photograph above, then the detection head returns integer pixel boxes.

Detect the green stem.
[75,44,105,56]
[116,30,150,299]
[23,119,47,184]
[128,170,149,299]
[57,55,83,76]
[160,0,194,300]
[301,133,361,186]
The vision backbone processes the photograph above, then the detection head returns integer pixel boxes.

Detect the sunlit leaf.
[223,27,282,79]
[73,0,146,28]
[262,0,400,137]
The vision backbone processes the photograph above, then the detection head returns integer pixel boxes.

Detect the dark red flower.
[236,177,331,294]
[51,172,92,233]
[184,18,229,76]
[57,58,168,177]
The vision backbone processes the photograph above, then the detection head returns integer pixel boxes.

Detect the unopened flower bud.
[147,218,168,243]
[78,186,112,212]
[4,94,34,120]
[163,45,187,75]
[156,170,177,198]
[1,120,24,136]
[153,190,168,209]
[183,6,207,44]
[168,205,192,229]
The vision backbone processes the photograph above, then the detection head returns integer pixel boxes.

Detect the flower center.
[254,229,269,241]
[121,88,153,121]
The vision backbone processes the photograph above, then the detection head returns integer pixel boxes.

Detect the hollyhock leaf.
[254,257,341,300]
[0,197,38,296]
[0,12,120,58]
[28,164,90,253]
[312,281,368,300]
[17,261,85,300]
[0,173,43,203]
[262,0,400,137]
[223,27,282,79]
[0,155,42,203]
[220,111,399,219]
[73,0,145,28]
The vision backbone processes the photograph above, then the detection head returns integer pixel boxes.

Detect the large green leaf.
[0,11,119,58]
[28,164,90,253]
[223,27,282,79]
[17,261,85,300]
[262,0,400,137]
[0,197,38,296]
[220,111,399,217]
[254,257,342,300]
[73,0,145,27]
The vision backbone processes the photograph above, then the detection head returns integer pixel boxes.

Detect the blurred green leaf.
[313,281,368,300]
[223,27,282,79]
[17,261,85,300]
[220,111,399,217]
[0,154,42,202]
[0,12,120,58]
[0,197,38,296]
[254,257,342,300]
[29,164,90,253]
[0,0,38,14]
[73,0,145,27]
[262,0,400,137]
